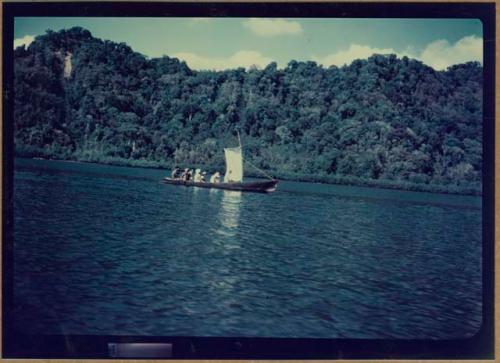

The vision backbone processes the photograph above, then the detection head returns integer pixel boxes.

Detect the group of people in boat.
[171,166,222,183]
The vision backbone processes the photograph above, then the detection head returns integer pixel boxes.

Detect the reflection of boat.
[162,133,278,193]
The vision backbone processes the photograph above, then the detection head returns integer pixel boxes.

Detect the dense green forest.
[13,27,483,194]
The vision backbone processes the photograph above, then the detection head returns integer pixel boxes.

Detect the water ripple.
[13,159,482,339]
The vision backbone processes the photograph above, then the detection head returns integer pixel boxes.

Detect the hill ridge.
[13,27,483,194]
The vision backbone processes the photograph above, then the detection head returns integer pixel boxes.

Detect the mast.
[237,130,243,178]
[237,130,242,148]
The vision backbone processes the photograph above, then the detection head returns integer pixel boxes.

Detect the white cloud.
[312,44,401,67]
[243,18,303,37]
[13,35,35,49]
[172,50,275,71]
[419,35,482,70]
[312,35,482,70]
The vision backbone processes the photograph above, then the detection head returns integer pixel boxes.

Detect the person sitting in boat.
[182,168,190,181]
[194,168,203,182]
[201,171,207,182]
[210,171,221,183]
[171,166,181,179]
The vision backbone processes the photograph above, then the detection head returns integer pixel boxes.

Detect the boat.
[162,178,278,193]
[162,134,278,193]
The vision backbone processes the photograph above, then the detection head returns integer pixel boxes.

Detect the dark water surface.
[12,158,482,339]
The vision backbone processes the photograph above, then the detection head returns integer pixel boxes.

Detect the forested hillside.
[13,27,483,194]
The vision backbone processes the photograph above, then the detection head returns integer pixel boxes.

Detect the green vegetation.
[14,27,483,195]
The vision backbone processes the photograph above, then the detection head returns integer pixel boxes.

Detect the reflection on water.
[212,190,242,254]
[219,191,242,233]
[199,189,243,328]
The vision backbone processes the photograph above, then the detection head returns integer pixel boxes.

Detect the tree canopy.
[14,27,483,194]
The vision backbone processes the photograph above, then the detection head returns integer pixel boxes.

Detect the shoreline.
[18,156,482,197]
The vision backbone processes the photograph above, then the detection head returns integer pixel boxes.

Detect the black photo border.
[2,2,495,359]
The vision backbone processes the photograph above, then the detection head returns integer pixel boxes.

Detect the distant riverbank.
[18,155,482,196]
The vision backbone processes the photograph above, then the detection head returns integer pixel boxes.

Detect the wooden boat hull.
[162,178,278,193]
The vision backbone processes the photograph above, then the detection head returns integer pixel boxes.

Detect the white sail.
[224,147,243,183]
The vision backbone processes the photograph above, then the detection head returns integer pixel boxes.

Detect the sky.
[14,17,483,71]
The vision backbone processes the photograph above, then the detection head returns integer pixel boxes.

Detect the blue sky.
[14,17,483,71]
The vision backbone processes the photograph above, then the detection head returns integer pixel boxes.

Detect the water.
[12,158,482,339]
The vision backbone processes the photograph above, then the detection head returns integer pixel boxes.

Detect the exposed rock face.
[64,52,72,78]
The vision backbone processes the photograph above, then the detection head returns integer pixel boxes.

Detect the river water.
[12,158,482,339]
